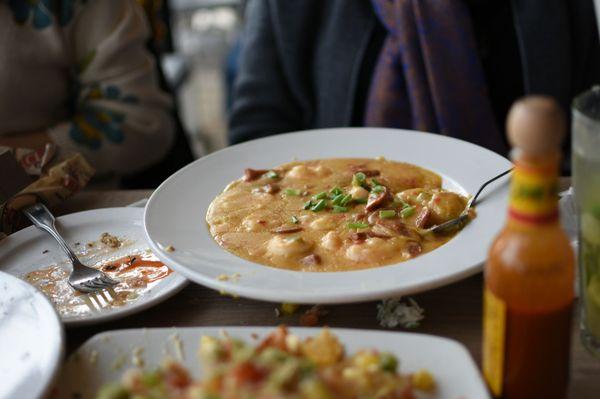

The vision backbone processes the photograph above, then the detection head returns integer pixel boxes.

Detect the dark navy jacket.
[229,0,600,159]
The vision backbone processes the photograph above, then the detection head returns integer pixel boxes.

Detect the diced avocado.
[96,384,130,399]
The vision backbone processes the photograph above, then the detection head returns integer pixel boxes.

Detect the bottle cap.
[506,96,565,155]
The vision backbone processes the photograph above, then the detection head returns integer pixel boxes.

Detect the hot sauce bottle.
[482,96,575,399]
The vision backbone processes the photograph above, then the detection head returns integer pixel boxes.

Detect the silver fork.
[429,168,513,234]
[22,202,119,310]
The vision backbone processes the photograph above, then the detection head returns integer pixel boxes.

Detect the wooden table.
[58,190,600,398]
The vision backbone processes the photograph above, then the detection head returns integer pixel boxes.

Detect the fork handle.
[23,203,79,265]
[468,168,513,208]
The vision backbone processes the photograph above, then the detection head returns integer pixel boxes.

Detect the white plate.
[145,128,512,304]
[0,207,187,326]
[57,326,490,399]
[0,271,64,399]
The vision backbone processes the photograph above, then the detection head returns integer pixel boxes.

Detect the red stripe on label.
[508,208,559,225]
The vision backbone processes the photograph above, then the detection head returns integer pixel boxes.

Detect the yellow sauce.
[207,158,471,272]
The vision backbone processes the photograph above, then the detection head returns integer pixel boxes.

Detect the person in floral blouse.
[0,0,174,177]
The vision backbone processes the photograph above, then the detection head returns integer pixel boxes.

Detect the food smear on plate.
[24,250,172,317]
[97,326,436,399]
[206,158,473,271]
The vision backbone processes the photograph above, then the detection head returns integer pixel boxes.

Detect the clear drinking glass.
[573,86,600,357]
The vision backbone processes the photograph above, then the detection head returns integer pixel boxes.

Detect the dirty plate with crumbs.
[0,207,187,326]
[55,326,489,399]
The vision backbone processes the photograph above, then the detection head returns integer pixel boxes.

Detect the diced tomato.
[257,325,289,352]
[230,362,266,386]
[165,362,192,389]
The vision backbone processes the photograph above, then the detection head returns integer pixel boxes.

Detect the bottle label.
[508,161,559,225]
[483,287,506,397]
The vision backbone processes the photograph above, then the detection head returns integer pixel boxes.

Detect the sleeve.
[47,0,175,176]
[228,0,304,144]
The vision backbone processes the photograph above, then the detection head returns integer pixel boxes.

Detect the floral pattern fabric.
[0,0,174,176]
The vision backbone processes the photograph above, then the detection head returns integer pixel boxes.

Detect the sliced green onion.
[303,200,313,210]
[310,199,327,212]
[379,353,398,372]
[331,193,345,205]
[394,198,410,208]
[339,194,353,206]
[347,221,369,229]
[355,198,368,204]
[400,206,416,218]
[313,191,328,201]
[372,185,385,194]
[371,178,382,186]
[352,172,367,187]
[379,210,396,219]
[284,188,301,196]
[291,215,299,224]
[330,187,343,197]
[332,206,348,213]
[264,170,279,179]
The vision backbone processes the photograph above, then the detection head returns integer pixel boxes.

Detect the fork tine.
[82,294,100,312]
[91,292,105,308]
[98,290,111,303]
[106,286,118,298]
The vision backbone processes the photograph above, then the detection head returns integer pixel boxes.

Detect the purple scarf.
[365,0,505,153]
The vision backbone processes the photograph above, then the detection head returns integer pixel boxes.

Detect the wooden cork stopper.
[506,96,565,155]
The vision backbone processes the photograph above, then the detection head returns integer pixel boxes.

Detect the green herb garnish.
[339,194,353,207]
[352,172,367,187]
[312,191,328,201]
[347,221,369,229]
[310,199,327,212]
[291,215,299,224]
[331,193,345,205]
[264,170,279,179]
[372,185,385,194]
[330,187,343,197]
[303,200,313,210]
[379,353,398,373]
[400,206,416,218]
[379,210,396,219]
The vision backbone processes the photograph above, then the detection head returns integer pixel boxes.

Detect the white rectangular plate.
[56,326,490,399]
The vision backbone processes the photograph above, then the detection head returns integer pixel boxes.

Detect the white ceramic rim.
[144,128,512,304]
[58,326,489,399]
[0,271,64,399]
[0,208,188,326]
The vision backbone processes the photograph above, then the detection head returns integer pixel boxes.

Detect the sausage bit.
[272,226,303,234]
[365,186,393,212]
[243,168,269,182]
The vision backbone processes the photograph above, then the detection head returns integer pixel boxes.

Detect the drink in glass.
[573,86,600,356]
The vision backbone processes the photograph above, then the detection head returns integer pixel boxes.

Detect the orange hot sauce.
[482,97,575,399]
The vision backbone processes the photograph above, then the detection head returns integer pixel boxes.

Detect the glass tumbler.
[573,86,600,357]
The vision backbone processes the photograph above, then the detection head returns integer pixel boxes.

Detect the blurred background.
[148,0,245,158]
